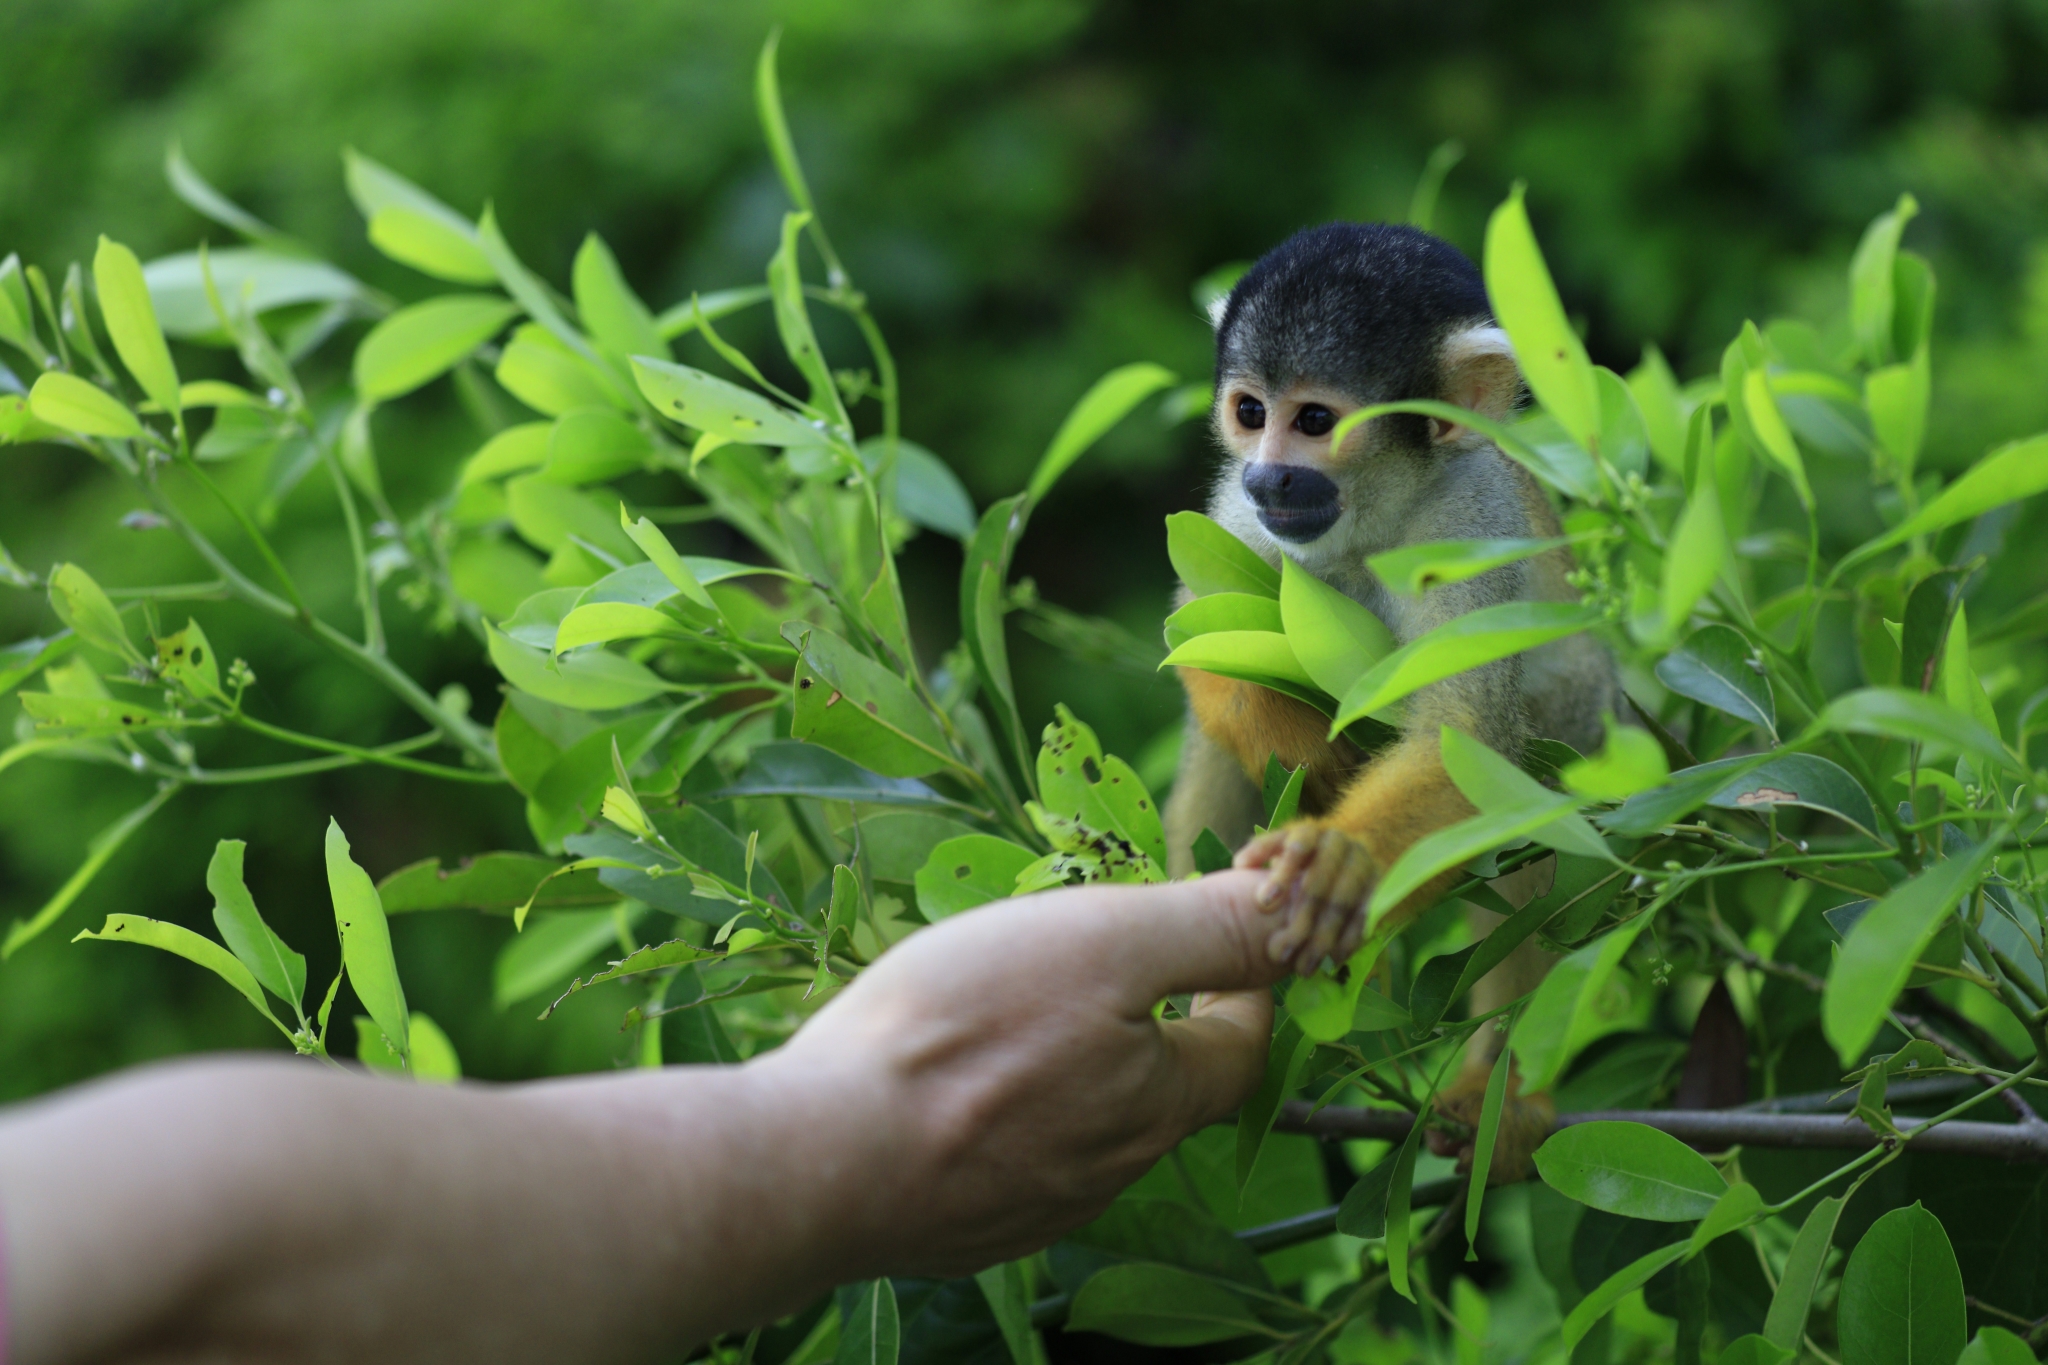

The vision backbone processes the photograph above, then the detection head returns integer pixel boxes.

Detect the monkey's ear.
[1433,325,1521,443]
[1206,292,1230,331]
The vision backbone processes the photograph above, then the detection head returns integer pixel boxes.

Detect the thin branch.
[1277,1100,2048,1163]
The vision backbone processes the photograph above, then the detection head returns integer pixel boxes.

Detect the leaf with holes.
[785,623,954,780]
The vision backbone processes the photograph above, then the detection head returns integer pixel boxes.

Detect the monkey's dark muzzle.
[1242,463,1341,543]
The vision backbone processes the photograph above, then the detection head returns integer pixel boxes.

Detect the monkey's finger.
[1254,825,1324,913]
[1232,830,1287,871]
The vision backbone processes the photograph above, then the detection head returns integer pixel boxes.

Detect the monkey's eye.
[1295,403,1336,438]
[1235,395,1266,430]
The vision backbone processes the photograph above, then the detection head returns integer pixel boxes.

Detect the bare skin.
[0,872,1287,1365]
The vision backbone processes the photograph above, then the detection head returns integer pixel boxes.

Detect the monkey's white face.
[1214,378,1474,574]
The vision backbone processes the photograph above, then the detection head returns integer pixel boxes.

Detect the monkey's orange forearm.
[1322,733,1477,924]
[1178,668,1359,809]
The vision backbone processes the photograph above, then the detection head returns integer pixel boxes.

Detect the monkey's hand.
[1425,1065,1555,1186]
[1234,820,1379,975]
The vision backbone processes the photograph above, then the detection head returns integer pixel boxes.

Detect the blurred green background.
[5,0,2048,1098]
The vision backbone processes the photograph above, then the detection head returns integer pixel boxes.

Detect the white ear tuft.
[1440,324,1515,367]
[1438,323,1523,426]
[1205,292,1230,331]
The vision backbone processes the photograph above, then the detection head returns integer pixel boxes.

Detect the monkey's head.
[1210,222,1523,563]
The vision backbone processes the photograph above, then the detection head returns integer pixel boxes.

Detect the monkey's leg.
[1176,667,1360,812]
[1163,723,1265,878]
[1424,858,1558,1184]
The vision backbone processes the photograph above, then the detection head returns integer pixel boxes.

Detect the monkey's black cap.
[1215,222,1492,408]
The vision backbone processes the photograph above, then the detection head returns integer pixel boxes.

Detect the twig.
[1277,1101,2048,1163]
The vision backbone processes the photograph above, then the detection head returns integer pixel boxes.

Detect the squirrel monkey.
[1163,223,1623,1175]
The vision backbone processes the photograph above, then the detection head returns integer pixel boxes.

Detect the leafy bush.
[6,34,2048,1365]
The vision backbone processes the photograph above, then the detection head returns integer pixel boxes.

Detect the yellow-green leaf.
[94,236,181,421]
[29,372,144,440]
[1484,186,1597,454]
[353,295,519,402]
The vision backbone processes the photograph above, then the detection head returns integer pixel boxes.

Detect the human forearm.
[0,1055,888,1364]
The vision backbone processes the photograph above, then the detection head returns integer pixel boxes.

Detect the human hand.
[757,869,1287,1279]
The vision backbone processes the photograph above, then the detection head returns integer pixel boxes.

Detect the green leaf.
[539,408,650,485]
[1656,474,1727,643]
[18,692,177,736]
[1161,630,1320,704]
[1264,756,1306,827]
[326,818,409,1066]
[1533,1120,1726,1221]
[94,236,181,422]
[1850,193,1919,368]
[47,562,134,660]
[0,632,80,697]
[1485,185,1599,455]
[1408,872,1586,1029]
[787,623,954,779]
[1824,834,2001,1065]
[1368,536,1575,596]
[1369,802,1571,923]
[1383,1105,1427,1302]
[706,740,975,814]
[499,324,627,415]
[1056,1195,1271,1290]
[630,354,825,446]
[1036,704,1167,871]
[1192,828,1234,876]
[353,295,519,402]
[1513,910,1657,1090]
[1236,1016,1310,1188]
[365,205,495,284]
[377,852,611,914]
[1163,591,1283,648]
[206,839,306,1015]
[552,602,693,655]
[1705,753,1882,843]
[1686,1180,1764,1254]
[903,833,1031,918]
[1561,720,1670,802]
[1066,1264,1274,1347]
[1837,1203,1965,1365]
[754,29,821,222]
[1764,1195,1844,1350]
[493,907,638,1009]
[1332,602,1601,732]
[1599,752,1775,837]
[376,1013,462,1083]
[143,247,362,339]
[573,232,667,364]
[1465,1013,1517,1253]
[1809,687,2012,772]
[0,253,39,357]
[1561,1240,1693,1351]
[1442,726,1611,860]
[1165,511,1280,598]
[72,913,285,1033]
[768,212,843,420]
[1742,370,1814,508]
[29,371,144,439]
[871,438,976,541]
[1280,556,1397,701]
[618,510,718,612]
[1656,624,1774,735]
[975,1261,1036,1365]
[486,622,672,711]
[1867,352,1930,479]
[1849,434,2048,567]
[1628,345,1689,476]
[344,146,479,241]
[1335,1148,1402,1239]
[833,1279,900,1365]
[1959,1329,2037,1365]
[1026,362,1178,503]
[460,420,553,483]
[539,937,718,1015]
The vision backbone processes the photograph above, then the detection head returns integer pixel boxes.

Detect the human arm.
[0,871,1285,1365]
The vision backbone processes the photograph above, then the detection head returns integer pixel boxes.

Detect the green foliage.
[7,18,2048,1364]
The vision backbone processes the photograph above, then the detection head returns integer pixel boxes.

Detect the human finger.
[1079,871,1290,1011]
[1158,987,1274,1124]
